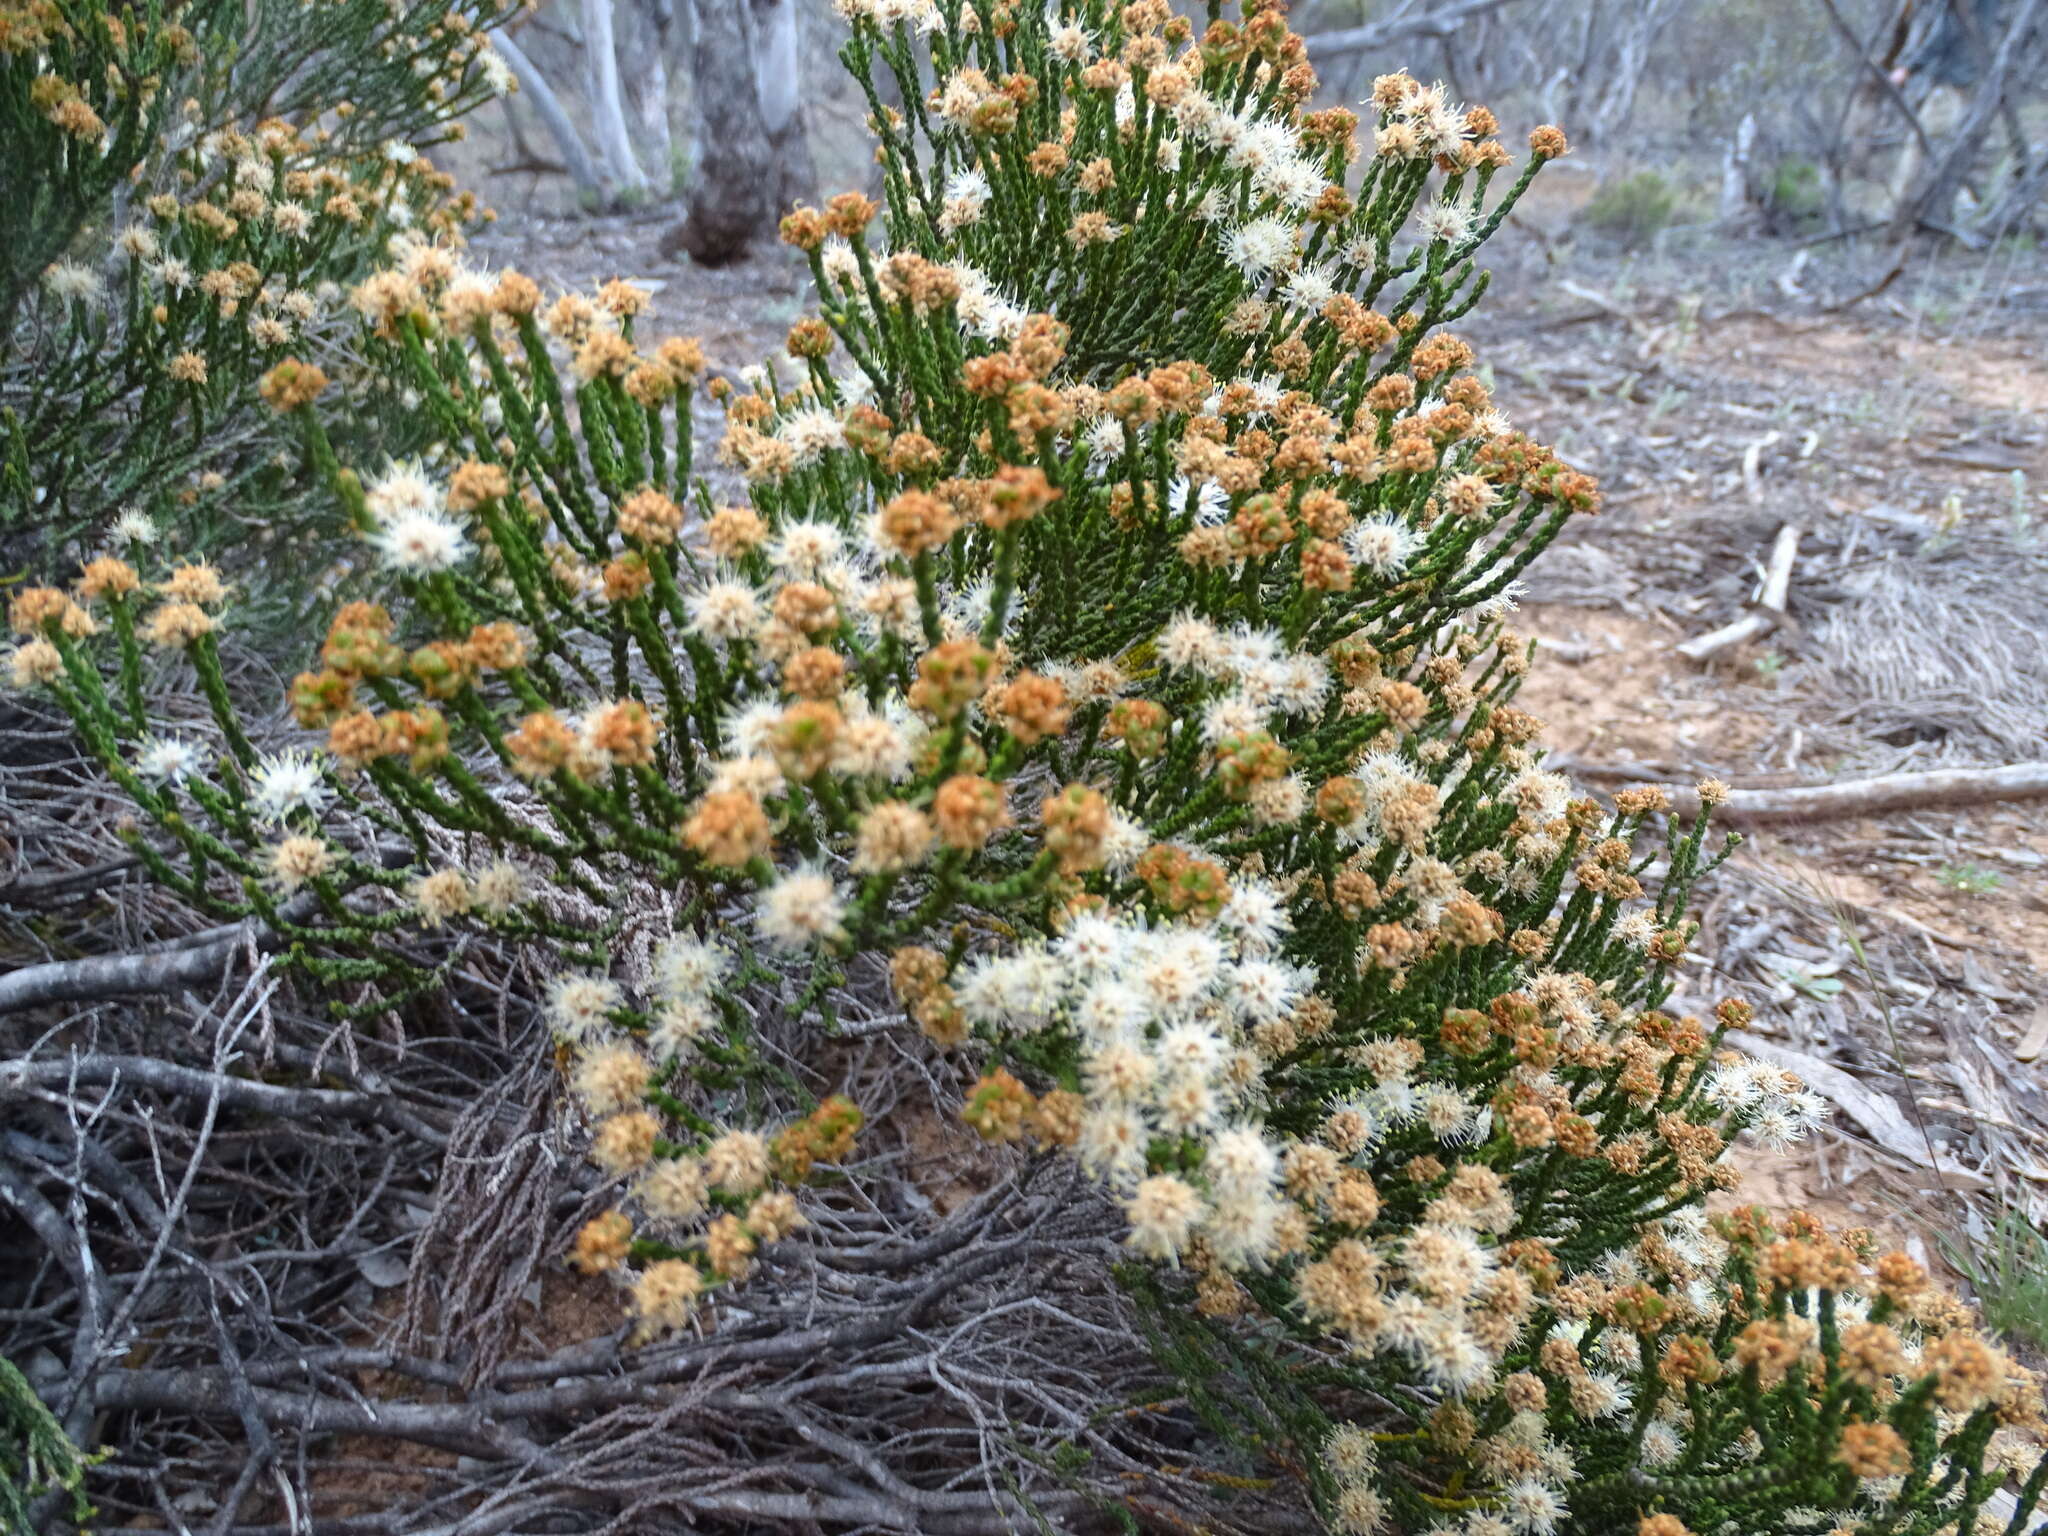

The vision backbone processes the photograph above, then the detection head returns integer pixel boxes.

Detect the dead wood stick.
[1741,431,1784,502]
[1676,523,1801,660]
[1661,761,2048,824]
[1,1055,453,1144]
[1304,0,1526,59]
[1557,277,1635,320]
[0,920,265,1015]
[0,845,413,1015]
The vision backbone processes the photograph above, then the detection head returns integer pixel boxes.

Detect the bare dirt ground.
[1476,183,2048,1268]
[465,186,2048,1286]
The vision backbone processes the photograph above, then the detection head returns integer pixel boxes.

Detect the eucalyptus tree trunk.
[666,0,816,265]
[493,29,611,203]
[1874,0,2047,241]
[583,0,652,197]
[625,0,677,190]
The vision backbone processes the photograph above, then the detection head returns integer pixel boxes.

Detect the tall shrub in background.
[1,0,518,619]
[9,0,2048,1529]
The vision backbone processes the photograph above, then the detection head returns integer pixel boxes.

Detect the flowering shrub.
[1,1354,93,1532]
[11,0,2048,1530]
[2,0,516,598]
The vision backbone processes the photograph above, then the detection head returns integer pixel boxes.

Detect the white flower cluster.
[1702,1054,1830,1152]
[1219,213,1303,284]
[952,895,1307,1265]
[134,740,321,849]
[1178,98,1330,218]
[547,929,735,1058]
[721,693,920,791]
[1346,515,1420,579]
[816,235,1031,345]
[136,736,204,784]
[826,0,941,32]
[1377,79,1476,163]
[1353,1035,1489,1146]
[1155,614,1330,720]
[772,405,848,466]
[249,749,330,824]
[951,264,1030,343]
[1195,79,1475,290]
[474,40,516,97]
[363,457,471,574]
[939,167,990,234]
[759,865,849,951]
[684,516,927,656]
[1322,1423,1384,1535]
[645,931,734,1057]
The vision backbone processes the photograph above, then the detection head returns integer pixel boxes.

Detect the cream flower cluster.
[363,455,473,575]
[954,898,1306,1257]
[817,238,1032,345]
[1702,1053,1831,1152]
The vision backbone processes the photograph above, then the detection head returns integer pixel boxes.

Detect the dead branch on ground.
[1676,524,1802,661]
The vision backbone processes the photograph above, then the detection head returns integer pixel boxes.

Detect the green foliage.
[1580,170,1678,250]
[12,0,2048,1530]
[1945,1209,2048,1355]
[1,1355,93,1534]
[1937,862,2004,896]
[0,0,519,610]
[1767,155,1826,227]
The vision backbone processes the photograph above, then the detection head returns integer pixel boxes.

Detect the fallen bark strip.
[0,855,144,908]
[1725,1030,1996,1193]
[1667,761,2048,824]
[1676,522,1800,660]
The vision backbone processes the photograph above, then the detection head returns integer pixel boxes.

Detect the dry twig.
[1669,761,2048,824]
[1676,523,1801,661]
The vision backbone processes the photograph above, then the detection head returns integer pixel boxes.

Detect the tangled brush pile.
[11,0,2048,1530]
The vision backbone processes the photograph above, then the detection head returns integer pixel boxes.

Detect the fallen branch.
[1667,761,2048,824]
[1556,277,1636,321]
[1,1055,453,1144]
[0,846,413,1015]
[0,855,143,908]
[1303,0,1526,61]
[1821,248,1909,314]
[2016,1007,2048,1065]
[1675,523,1800,661]
[0,920,266,1015]
[1740,432,1784,502]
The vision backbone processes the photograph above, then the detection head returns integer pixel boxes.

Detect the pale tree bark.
[623,0,677,191]
[583,0,652,197]
[1502,0,1677,145]
[1887,0,2046,242]
[1719,112,1760,226]
[666,0,817,265]
[752,0,816,218]
[1302,0,1528,64]
[493,29,611,202]
[1584,0,1681,141]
